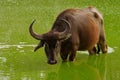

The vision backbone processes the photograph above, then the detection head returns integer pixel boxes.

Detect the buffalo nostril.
[48,60,57,64]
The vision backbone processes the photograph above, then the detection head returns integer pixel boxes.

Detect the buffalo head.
[29,19,71,64]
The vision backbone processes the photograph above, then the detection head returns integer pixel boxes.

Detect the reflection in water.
[58,54,107,80]
[87,55,107,80]
[47,72,58,80]
[0,54,107,80]
[0,50,107,80]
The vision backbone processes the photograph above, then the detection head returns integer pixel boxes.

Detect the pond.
[0,43,117,80]
[0,0,120,80]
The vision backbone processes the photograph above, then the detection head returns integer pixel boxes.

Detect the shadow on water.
[47,54,107,80]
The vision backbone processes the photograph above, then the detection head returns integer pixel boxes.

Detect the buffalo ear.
[34,40,45,52]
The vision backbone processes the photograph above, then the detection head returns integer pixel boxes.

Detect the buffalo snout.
[48,60,57,64]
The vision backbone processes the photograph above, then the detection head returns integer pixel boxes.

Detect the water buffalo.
[29,6,108,64]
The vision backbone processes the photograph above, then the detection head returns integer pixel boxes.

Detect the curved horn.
[58,19,71,39]
[29,20,43,40]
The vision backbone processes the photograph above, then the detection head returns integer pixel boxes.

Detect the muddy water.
[0,43,117,80]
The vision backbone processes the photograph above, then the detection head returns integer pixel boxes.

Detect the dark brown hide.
[29,6,108,64]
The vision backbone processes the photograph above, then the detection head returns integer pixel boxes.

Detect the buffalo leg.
[98,33,108,53]
[99,20,108,53]
[69,45,78,61]
[97,43,100,54]
[60,50,69,61]
[99,41,108,53]
[88,47,97,55]
[69,50,76,61]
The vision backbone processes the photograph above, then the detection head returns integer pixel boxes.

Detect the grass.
[0,0,120,80]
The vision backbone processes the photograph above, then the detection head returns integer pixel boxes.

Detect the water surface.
[0,44,117,80]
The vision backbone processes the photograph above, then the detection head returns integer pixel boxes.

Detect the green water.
[0,0,120,80]
[0,45,118,80]
[0,46,110,80]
